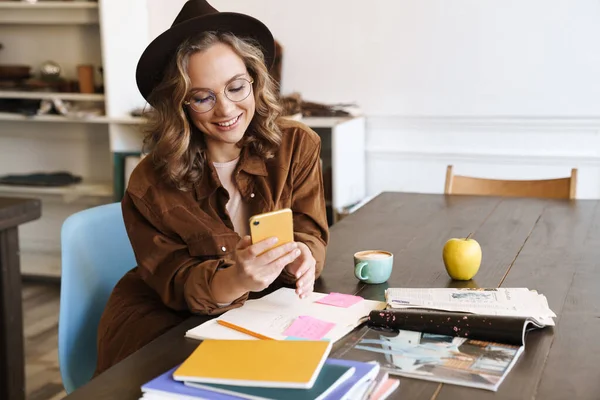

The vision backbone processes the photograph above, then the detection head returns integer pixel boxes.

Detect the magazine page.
[385,288,555,325]
[335,325,524,392]
[367,309,544,346]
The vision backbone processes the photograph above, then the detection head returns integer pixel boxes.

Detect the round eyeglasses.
[184,77,254,114]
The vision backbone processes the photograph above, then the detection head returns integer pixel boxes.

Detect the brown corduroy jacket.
[95,118,329,375]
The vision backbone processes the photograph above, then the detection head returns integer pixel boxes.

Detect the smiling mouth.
[214,114,241,127]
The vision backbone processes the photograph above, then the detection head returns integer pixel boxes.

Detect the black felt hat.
[136,0,275,104]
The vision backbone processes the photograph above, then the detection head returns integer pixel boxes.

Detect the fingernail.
[269,237,278,244]
[295,249,301,256]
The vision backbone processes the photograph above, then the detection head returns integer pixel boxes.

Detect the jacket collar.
[240,149,268,177]
[194,146,268,200]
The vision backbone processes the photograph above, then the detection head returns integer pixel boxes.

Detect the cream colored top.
[213,157,250,308]
[213,157,250,238]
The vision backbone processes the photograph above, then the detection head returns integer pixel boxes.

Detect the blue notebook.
[323,359,380,400]
[185,362,355,400]
[142,366,244,399]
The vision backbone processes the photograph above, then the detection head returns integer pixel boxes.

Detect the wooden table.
[63,192,600,400]
[0,196,41,400]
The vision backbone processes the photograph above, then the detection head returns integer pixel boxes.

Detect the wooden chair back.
[444,165,577,200]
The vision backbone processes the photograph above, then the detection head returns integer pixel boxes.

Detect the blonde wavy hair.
[143,32,283,190]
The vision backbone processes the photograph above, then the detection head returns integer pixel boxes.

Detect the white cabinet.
[300,116,366,225]
[0,0,148,278]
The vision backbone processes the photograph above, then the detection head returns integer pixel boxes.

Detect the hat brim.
[136,12,275,104]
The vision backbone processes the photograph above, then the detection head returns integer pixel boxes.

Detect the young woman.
[94,0,329,375]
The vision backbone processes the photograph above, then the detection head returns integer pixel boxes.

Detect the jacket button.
[221,246,227,252]
[250,193,255,198]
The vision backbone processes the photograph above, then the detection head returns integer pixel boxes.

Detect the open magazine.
[335,325,523,392]
[330,287,556,391]
[385,288,555,323]
[376,287,556,346]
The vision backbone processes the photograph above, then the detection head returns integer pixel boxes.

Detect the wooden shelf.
[0,91,104,101]
[299,116,362,128]
[0,112,144,124]
[0,1,98,24]
[16,114,363,127]
[0,181,113,201]
[0,0,151,279]
[0,2,98,10]
[102,116,146,125]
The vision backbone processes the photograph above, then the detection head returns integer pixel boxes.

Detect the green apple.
[442,235,482,280]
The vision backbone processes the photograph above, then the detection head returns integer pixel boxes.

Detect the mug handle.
[355,261,369,281]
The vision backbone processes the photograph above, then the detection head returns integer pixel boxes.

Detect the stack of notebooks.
[139,339,399,400]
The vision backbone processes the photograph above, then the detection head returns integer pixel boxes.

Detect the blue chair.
[58,202,136,393]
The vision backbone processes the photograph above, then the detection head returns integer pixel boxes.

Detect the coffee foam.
[355,250,391,260]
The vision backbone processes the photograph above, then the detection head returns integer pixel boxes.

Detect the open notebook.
[186,288,386,343]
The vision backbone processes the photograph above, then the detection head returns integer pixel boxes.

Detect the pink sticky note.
[283,316,336,340]
[315,292,363,308]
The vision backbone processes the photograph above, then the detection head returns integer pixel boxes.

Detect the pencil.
[216,319,275,340]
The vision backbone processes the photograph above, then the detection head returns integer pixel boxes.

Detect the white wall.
[150,1,600,198]
[147,0,187,41]
[213,0,600,117]
[366,116,600,199]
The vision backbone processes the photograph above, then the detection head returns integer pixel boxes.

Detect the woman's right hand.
[233,235,301,292]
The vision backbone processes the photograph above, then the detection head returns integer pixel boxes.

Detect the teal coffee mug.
[354,250,393,284]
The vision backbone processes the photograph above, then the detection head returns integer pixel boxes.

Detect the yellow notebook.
[173,339,332,389]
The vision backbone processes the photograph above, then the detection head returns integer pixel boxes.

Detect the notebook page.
[186,288,386,343]
[245,288,385,326]
[185,318,259,341]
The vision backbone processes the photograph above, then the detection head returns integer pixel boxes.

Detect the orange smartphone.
[249,208,294,253]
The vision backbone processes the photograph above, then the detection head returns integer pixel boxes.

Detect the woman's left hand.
[284,242,316,298]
